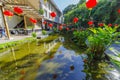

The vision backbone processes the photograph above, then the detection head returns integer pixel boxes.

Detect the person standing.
[1,27,7,38]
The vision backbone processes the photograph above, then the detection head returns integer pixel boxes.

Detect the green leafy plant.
[32,32,37,38]
[73,30,90,47]
[42,30,47,35]
[86,25,120,60]
[39,9,44,15]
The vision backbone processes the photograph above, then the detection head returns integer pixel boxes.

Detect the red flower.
[88,21,93,25]
[108,23,112,27]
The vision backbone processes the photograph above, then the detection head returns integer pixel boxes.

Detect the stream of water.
[0,36,120,80]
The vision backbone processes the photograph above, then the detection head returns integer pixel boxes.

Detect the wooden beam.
[0,6,11,39]
[24,15,27,29]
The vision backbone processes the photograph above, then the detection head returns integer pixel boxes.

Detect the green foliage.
[64,0,120,27]
[42,30,47,35]
[32,32,37,38]
[27,26,33,29]
[63,4,76,14]
[86,26,120,60]
[39,9,44,15]
[73,30,90,47]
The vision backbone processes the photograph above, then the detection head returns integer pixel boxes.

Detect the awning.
[1,0,43,19]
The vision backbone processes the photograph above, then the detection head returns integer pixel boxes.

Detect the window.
[44,10,47,17]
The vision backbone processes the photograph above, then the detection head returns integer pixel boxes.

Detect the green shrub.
[27,26,33,29]
[86,25,120,60]
[73,30,90,47]
[42,30,47,35]
[39,9,44,15]
[32,32,37,38]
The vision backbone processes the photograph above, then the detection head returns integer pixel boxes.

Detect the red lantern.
[30,18,37,24]
[3,10,14,17]
[108,23,112,27]
[59,25,63,30]
[88,21,93,25]
[50,12,56,18]
[14,6,23,14]
[66,27,69,31]
[48,23,53,28]
[43,21,47,25]
[72,28,75,31]
[73,17,79,23]
[86,0,97,9]
[118,9,120,14]
[98,23,104,27]
[63,24,66,26]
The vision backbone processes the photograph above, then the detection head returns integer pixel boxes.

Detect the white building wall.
[0,9,5,28]
[40,0,62,23]
[6,15,23,29]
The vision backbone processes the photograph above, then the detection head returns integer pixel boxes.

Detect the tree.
[63,0,120,28]
[63,4,76,14]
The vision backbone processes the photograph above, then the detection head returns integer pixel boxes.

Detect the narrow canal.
[0,35,120,80]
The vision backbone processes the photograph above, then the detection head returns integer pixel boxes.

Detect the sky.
[54,0,80,11]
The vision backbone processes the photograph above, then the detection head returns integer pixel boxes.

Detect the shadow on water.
[36,46,86,80]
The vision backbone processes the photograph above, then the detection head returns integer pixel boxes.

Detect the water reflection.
[36,46,86,80]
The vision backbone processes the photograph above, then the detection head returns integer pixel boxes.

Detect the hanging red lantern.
[43,21,47,25]
[48,23,53,28]
[63,24,66,26]
[86,0,97,9]
[108,23,112,27]
[3,10,14,17]
[30,18,37,24]
[98,23,104,27]
[66,27,69,31]
[88,21,93,25]
[118,9,120,14]
[59,25,63,30]
[73,17,79,23]
[50,12,57,18]
[14,6,23,14]
[72,28,75,31]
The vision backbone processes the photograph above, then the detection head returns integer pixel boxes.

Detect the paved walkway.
[0,32,43,44]
[0,35,31,44]
[0,30,52,44]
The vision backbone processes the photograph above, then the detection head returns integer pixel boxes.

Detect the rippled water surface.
[36,46,86,80]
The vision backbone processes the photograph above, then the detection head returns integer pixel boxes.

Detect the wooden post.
[1,6,11,39]
[24,15,27,29]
